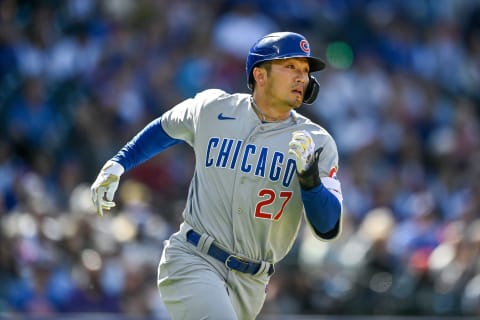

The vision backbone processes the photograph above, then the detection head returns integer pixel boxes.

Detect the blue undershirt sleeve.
[111,117,182,172]
[302,184,342,239]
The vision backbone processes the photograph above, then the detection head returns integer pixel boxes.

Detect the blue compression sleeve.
[302,183,341,239]
[111,118,182,171]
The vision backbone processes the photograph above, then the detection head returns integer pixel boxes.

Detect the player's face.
[266,58,310,109]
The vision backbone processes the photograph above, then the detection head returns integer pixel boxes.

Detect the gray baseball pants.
[157,225,271,319]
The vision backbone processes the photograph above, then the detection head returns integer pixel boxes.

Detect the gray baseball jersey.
[160,88,339,264]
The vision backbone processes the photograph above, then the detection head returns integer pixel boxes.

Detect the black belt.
[186,229,274,276]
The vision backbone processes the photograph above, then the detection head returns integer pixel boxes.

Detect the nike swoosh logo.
[218,113,236,120]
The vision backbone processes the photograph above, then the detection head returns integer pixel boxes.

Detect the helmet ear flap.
[303,75,319,104]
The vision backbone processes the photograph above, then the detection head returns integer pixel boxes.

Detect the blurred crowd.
[1,0,480,318]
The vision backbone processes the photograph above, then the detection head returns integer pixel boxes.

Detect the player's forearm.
[111,117,181,171]
[302,183,342,239]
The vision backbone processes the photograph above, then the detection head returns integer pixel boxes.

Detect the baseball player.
[91,32,343,319]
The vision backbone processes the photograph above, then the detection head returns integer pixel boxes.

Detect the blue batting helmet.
[246,32,325,90]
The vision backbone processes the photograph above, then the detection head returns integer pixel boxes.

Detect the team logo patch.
[300,39,310,54]
[328,166,338,179]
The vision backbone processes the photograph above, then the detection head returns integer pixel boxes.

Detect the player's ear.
[252,67,267,87]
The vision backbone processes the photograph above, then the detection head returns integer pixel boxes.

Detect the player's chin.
[292,98,303,109]
[285,93,303,109]
[291,93,304,108]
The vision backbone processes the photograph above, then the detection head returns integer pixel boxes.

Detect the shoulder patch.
[328,166,338,179]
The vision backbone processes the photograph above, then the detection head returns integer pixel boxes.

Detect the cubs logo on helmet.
[300,39,310,54]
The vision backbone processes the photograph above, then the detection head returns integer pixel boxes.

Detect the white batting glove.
[91,160,125,216]
[288,130,316,174]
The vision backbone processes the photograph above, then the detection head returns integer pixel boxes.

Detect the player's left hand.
[288,130,316,174]
[91,160,124,216]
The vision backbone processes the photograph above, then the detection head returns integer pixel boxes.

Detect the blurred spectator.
[212,1,278,60]
[5,77,65,155]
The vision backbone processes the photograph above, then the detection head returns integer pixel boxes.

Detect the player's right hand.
[90,160,125,216]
